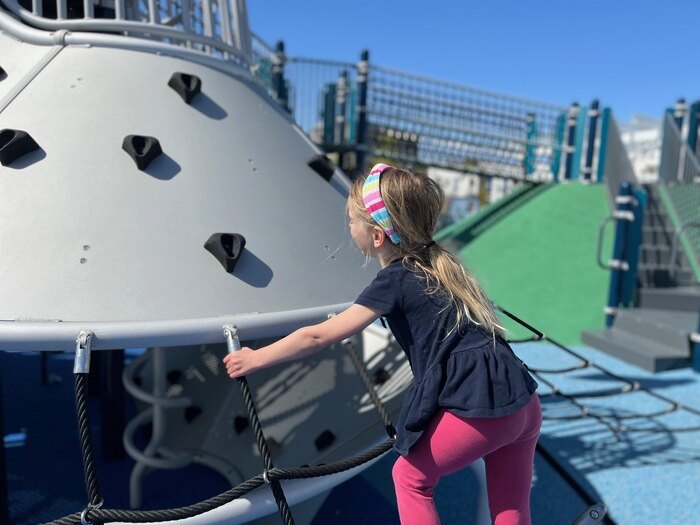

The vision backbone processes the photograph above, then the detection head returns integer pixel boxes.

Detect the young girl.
[224,164,541,525]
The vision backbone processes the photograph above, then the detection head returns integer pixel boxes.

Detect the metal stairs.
[637,184,696,287]
[582,184,699,373]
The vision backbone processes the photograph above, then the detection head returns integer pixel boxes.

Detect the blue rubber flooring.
[3,342,699,524]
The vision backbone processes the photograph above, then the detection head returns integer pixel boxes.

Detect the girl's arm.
[223,303,382,378]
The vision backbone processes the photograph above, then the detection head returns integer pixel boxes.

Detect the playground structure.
[1,0,699,524]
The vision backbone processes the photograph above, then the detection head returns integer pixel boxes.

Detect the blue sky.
[247,1,699,123]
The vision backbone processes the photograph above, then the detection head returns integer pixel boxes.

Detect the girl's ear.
[372,226,386,248]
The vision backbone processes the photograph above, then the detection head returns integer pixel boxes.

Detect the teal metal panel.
[620,187,647,306]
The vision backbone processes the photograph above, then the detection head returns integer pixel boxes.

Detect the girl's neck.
[376,247,400,269]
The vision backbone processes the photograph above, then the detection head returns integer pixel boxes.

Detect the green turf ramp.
[436,183,613,344]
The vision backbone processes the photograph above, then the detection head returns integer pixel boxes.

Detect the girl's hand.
[223,347,260,378]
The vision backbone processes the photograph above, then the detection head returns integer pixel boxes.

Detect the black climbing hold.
[122,135,162,170]
[314,430,335,451]
[0,129,40,166]
[307,154,335,181]
[0,66,6,80]
[372,367,390,386]
[166,370,183,385]
[204,233,246,273]
[184,406,203,423]
[234,416,249,434]
[168,72,202,104]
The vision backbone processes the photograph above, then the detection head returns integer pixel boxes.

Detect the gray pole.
[355,49,369,177]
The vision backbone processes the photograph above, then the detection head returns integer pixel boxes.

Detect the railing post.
[272,40,289,113]
[620,187,647,307]
[693,316,700,373]
[335,69,348,170]
[673,98,686,130]
[523,112,536,179]
[563,102,580,180]
[322,83,337,149]
[605,182,633,327]
[355,49,370,176]
[551,112,566,181]
[686,100,700,156]
[595,108,610,183]
[582,99,600,184]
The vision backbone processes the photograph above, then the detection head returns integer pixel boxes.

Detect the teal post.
[322,83,336,148]
[523,112,537,178]
[687,100,699,155]
[551,112,566,181]
[271,41,289,112]
[620,187,647,306]
[605,182,633,327]
[355,49,370,175]
[693,315,700,372]
[596,108,611,183]
[563,102,580,180]
[673,98,686,129]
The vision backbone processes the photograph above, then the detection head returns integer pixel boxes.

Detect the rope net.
[45,305,699,524]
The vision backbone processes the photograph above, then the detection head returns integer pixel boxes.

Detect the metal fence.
[658,112,700,272]
[10,0,252,63]
[272,53,569,181]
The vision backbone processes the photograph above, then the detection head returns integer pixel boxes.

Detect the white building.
[619,114,662,183]
[427,166,482,225]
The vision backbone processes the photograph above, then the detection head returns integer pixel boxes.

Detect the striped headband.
[362,163,401,244]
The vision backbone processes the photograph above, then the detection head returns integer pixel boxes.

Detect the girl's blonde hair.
[349,167,505,338]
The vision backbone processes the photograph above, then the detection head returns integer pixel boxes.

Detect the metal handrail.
[669,221,700,281]
[1,0,251,65]
[596,212,634,271]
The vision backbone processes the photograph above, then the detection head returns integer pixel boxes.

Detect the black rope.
[45,440,394,524]
[342,339,396,437]
[74,373,104,512]
[496,305,700,433]
[236,375,295,525]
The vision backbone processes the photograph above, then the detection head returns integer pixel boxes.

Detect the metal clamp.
[262,469,271,484]
[80,500,103,525]
[612,210,634,221]
[607,259,630,271]
[223,325,241,353]
[73,330,93,374]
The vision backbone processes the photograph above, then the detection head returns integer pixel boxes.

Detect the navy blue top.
[355,259,538,456]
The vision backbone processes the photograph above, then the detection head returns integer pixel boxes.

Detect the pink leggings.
[392,394,541,525]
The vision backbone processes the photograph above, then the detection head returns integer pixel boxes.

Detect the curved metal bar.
[2,0,250,65]
[0,10,253,81]
[0,302,353,352]
[669,220,700,280]
[596,216,616,269]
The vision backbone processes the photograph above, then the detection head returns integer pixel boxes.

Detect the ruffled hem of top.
[394,340,537,455]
